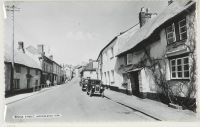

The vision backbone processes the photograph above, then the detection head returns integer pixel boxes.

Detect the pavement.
[5,84,62,105]
[103,89,198,121]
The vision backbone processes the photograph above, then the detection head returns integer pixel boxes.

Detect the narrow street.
[6,78,156,122]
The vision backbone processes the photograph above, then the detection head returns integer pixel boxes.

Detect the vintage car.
[81,78,89,91]
[79,78,85,86]
[86,79,104,97]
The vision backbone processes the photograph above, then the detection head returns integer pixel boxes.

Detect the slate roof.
[116,0,195,56]
[4,46,41,70]
[26,45,39,55]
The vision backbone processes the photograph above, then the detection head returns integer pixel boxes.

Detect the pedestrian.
[46,80,50,87]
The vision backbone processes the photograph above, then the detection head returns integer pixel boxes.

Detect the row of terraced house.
[4,42,66,97]
[96,0,196,110]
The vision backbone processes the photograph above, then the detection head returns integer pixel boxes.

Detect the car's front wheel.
[101,92,104,98]
[89,90,92,97]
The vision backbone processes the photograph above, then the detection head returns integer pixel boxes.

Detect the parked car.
[81,78,89,91]
[86,79,104,97]
[79,78,84,86]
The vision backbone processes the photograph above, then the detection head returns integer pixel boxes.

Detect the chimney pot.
[146,8,149,13]
[168,0,173,5]
[139,7,154,27]
[141,7,145,12]
[37,44,44,55]
[18,41,25,53]
[49,55,53,60]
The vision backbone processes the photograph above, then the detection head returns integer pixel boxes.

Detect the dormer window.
[126,53,133,65]
[110,47,114,59]
[179,18,187,40]
[166,23,176,44]
[166,17,187,44]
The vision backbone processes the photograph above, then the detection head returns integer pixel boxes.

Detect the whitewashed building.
[97,25,139,92]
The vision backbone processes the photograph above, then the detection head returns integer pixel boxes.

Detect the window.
[104,72,107,84]
[103,54,106,63]
[15,65,21,73]
[111,70,114,83]
[124,55,127,65]
[170,56,189,79]
[35,80,38,86]
[127,53,133,65]
[122,73,128,83]
[107,71,110,85]
[106,51,109,61]
[166,18,187,44]
[43,63,46,71]
[36,70,38,75]
[14,79,20,89]
[179,18,187,40]
[27,68,30,74]
[110,47,114,59]
[166,23,176,44]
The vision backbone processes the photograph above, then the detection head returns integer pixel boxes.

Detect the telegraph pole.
[6,4,20,93]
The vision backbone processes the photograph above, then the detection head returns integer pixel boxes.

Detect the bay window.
[170,56,190,79]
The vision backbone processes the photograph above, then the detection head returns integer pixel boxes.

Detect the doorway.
[27,78,31,88]
[129,71,140,96]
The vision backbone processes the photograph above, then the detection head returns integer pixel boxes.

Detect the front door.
[129,71,140,96]
[27,79,31,88]
[27,68,31,88]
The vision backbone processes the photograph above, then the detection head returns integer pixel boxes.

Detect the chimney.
[18,41,25,53]
[139,7,153,27]
[49,55,53,60]
[89,59,93,63]
[37,44,45,55]
[168,0,173,5]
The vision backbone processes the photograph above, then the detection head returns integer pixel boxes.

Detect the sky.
[4,0,168,66]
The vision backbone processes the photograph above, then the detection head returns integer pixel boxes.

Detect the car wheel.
[101,92,104,98]
[89,90,92,97]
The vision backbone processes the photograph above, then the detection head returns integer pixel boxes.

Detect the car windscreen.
[90,80,100,84]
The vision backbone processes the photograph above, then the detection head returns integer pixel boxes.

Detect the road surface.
[6,78,156,122]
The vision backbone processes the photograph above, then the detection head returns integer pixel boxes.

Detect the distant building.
[80,59,98,79]
[26,44,64,86]
[39,54,53,86]
[52,61,62,85]
[60,67,67,83]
